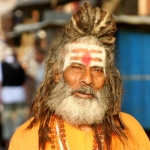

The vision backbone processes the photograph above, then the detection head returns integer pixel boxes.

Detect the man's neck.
[78,125,93,132]
[54,115,93,132]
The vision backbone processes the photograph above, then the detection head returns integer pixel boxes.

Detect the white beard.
[47,79,109,126]
[55,95,108,126]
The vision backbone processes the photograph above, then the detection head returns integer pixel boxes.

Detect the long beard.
[47,78,109,126]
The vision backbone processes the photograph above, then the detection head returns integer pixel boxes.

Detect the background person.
[0,48,28,149]
[34,47,46,90]
[21,30,47,104]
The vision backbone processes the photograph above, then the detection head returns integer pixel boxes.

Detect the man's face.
[48,37,109,125]
[63,41,106,97]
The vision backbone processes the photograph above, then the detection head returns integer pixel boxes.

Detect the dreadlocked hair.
[27,2,134,150]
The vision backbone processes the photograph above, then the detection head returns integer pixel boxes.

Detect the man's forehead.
[66,42,104,51]
[63,42,106,70]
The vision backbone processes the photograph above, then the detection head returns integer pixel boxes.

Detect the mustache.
[72,85,97,97]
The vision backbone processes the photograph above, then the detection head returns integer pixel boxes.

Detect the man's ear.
[54,73,62,83]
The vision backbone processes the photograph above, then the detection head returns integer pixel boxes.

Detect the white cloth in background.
[0,86,26,104]
[0,58,26,104]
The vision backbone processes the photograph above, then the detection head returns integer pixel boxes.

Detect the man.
[8,2,150,150]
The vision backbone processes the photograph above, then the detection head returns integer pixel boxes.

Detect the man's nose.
[80,67,93,86]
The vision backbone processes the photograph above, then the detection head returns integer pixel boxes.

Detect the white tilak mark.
[70,52,105,67]
[63,43,106,71]
[71,53,103,58]
[67,43,103,51]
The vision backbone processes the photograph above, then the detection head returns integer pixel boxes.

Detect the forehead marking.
[72,49,102,53]
[82,52,92,66]
[71,56,102,62]
[71,49,103,66]
[63,43,106,71]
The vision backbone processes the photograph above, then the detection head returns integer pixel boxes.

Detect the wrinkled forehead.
[63,41,106,70]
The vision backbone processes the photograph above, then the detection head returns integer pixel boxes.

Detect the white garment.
[0,86,26,104]
[0,60,26,104]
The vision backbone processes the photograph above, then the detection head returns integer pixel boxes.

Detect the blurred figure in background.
[34,46,46,90]
[0,30,8,150]
[0,47,28,149]
[0,31,7,62]
[21,30,47,104]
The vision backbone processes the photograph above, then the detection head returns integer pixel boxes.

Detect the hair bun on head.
[65,2,117,45]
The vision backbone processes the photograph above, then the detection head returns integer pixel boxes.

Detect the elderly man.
[9,2,150,150]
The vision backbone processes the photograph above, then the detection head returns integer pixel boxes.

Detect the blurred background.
[0,0,150,149]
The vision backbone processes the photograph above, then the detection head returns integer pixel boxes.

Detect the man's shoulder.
[9,118,39,150]
[120,112,137,120]
[120,112,150,149]
[120,112,142,125]
[14,118,39,137]
[119,112,143,129]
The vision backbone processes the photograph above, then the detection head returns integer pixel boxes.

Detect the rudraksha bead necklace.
[49,115,104,150]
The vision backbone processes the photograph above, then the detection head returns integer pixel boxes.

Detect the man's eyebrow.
[91,65,104,69]
[71,49,102,53]
[71,62,86,67]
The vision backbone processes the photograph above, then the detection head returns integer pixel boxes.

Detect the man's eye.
[92,68,104,74]
[71,65,82,70]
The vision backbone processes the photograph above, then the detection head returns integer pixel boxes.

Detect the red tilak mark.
[82,52,92,66]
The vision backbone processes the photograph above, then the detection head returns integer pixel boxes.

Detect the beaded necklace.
[49,115,104,150]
